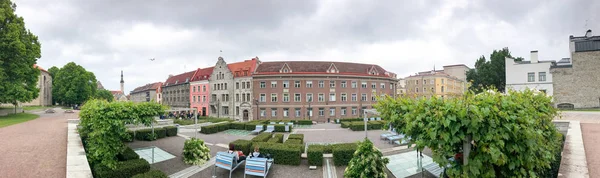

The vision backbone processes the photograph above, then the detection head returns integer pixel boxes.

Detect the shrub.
[323,145,333,154]
[230,122,246,130]
[251,133,273,142]
[93,159,150,178]
[307,145,325,166]
[123,130,134,142]
[132,170,168,178]
[230,139,253,155]
[341,122,351,128]
[252,142,302,165]
[183,138,211,165]
[332,143,358,166]
[274,124,292,132]
[199,122,231,134]
[345,139,389,178]
[273,133,284,143]
[164,126,178,137]
[135,129,159,141]
[297,120,313,125]
[284,139,303,145]
[245,123,265,131]
[155,128,167,139]
[117,147,139,161]
[287,134,304,143]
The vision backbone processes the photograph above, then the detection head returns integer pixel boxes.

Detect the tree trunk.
[13,102,17,114]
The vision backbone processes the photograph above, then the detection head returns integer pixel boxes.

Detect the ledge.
[66,123,93,178]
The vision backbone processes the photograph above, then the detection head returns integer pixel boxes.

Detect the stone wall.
[551,50,600,108]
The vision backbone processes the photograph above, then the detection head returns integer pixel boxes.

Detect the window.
[246,82,250,89]
[193,86,197,92]
[330,108,336,116]
[539,72,546,82]
[260,108,266,117]
[539,89,547,94]
[271,93,278,102]
[371,83,376,89]
[193,96,197,102]
[306,81,313,88]
[424,79,427,84]
[341,93,347,101]
[330,80,335,88]
[319,108,324,116]
[295,108,301,117]
[246,93,250,102]
[361,94,367,101]
[236,107,239,115]
[225,83,227,90]
[381,83,385,89]
[294,81,301,88]
[260,82,266,88]
[294,93,301,102]
[283,81,289,88]
[236,82,240,89]
[528,72,535,82]
[203,86,206,92]
[271,81,277,88]
[371,95,376,101]
[431,79,434,84]
[271,108,277,117]
[260,94,266,102]
[329,93,336,101]
[341,81,347,88]
[352,107,357,115]
[351,81,357,88]
[283,108,289,117]
[424,87,427,92]
[318,93,325,102]
[283,93,290,102]
[416,80,419,85]
[362,82,367,88]
[416,88,419,92]
[441,86,444,92]
[341,107,346,115]
[441,79,444,84]
[306,93,313,102]
[203,96,206,102]
[223,106,229,115]
[236,94,240,102]
[318,81,324,88]
[351,94,357,101]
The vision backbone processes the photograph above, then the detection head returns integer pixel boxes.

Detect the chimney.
[585,29,592,38]
[168,74,173,78]
[530,51,538,63]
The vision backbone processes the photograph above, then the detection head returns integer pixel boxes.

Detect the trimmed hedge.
[164,126,178,137]
[273,133,284,143]
[348,121,384,131]
[307,145,325,166]
[341,122,351,128]
[297,120,313,125]
[117,147,139,161]
[230,139,253,155]
[332,143,358,166]
[132,170,168,178]
[93,159,150,178]
[274,124,292,132]
[245,123,265,131]
[251,133,273,142]
[156,128,167,139]
[287,134,304,143]
[135,129,161,141]
[253,142,302,165]
[284,138,303,145]
[199,122,231,134]
[230,122,246,130]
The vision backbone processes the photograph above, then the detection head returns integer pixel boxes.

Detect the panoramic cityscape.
[0,0,599,178]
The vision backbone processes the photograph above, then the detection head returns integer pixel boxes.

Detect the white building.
[505,51,555,95]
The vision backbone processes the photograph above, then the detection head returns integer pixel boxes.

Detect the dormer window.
[283,69,289,73]
[175,80,178,84]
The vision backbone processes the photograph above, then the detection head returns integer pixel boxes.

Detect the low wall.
[0,108,24,116]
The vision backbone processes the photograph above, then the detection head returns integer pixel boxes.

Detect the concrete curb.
[558,120,589,177]
[66,123,93,178]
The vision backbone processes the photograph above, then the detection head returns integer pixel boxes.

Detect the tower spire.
[120,70,124,93]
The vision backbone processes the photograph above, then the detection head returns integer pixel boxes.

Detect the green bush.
[251,132,273,142]
[245,123,265,131]
[164,126,178,137]
[199,122,231,134]
[252,142,302,165]
[323,145,333,154]
[135,129,160,141]
[274,124,292,132]
[93,159,150,178]
[332,143,358,166]
[341,122,351,128]
[132,170,168,178]
[155,128,167,139]
[123,130,134,142]
[230,122,246,130]
[284,138,303,145]
[230,139,253,155]
[344,139,388,178]
[183,138,211,165]
[297,120,313,125]
[117,147,139,161]
[287,134,304,143]
[267,133,284,143]
[348,121,383,131]
[308,145,324,166]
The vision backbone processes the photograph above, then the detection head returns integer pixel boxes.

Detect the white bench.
[251,125,264,135]
[264,125,275,133]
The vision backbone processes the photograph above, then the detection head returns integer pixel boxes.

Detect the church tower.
[120,70,124,93]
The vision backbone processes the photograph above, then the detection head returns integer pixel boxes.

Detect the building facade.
[505,51,555,95]
[208,57,259,121]
[130,82,162,103]
[21,64,52,106]
[396,78,406,95]
[162,71,195,109]
[190,67,213,116]
[252,61,397,122]
[551,30,600,109]
[404,69,467,99]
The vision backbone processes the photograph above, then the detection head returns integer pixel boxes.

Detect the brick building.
[252,61,397,122]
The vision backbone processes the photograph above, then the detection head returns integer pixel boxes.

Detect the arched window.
[557,103,574,109]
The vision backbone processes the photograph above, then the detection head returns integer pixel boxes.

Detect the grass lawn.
[0,113,39,128]
[22,106,52,111]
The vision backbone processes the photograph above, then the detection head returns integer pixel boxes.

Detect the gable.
[327,63,339,73]
[280,63,292,73]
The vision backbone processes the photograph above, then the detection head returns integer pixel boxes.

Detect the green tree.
[344,138,389,178]
[0,0,42,113]
[52,62,97,106]
[466,48,523,92]
[95,89,114,102]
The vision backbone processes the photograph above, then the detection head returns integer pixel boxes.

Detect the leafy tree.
[375,89,562,177]
[344,138,389,178]
[0,0,42,113]
[466,48,523,92]
[51,62,97,106]
[95,89,114,102]
[78,99,166,169]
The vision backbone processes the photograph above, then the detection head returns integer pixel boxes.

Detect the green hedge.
[253,142,302,165]
[93,159,150,178]
[284,139,304,152]
[332,143,358,166]
[273,124,292,132]
[230,122,246,130]
[251,132,273,142]
[164,126,178,137]
[123,130,135,142]
[297,120,313,125]
[135,129,163,141]
[308,145,325,166]
[132,170,168,178]
[230,139,253,155]
[273,133,284,143]
[348,121,384,131]
[156,128,167,139]
[117,147,139,161]
[199,122,231,134]
[287,134,304,143]
[339,118,363,124]
[245,123,265,131]
[341,122,351,128]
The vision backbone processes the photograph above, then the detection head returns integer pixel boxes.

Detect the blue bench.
[214,152,245,178]
[244,157,273,178]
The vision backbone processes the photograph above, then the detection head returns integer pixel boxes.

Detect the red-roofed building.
[161,70,195,109]
[189,67,214,116]
[209,56,259,121]
[110,90,127,101]
[130,82,163,103]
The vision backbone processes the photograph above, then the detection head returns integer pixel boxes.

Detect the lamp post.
[254,99,259,120]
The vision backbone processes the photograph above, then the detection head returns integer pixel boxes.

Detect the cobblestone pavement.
[0,108,73,178]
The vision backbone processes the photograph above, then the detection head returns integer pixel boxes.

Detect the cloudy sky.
[13,0,599,92]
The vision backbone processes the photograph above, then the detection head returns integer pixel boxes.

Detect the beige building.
[404,64,469,99]
[130,82,162,103]
[396,78,406,95]
[21,64,52,106]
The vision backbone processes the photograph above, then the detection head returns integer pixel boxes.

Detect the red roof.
[33,64,48,72]
[110,90,124,95]
[164,70,195,86]
[190,67,214,82]
[131,82,163,93]
[254,61,394,77]
[227,58,258,78]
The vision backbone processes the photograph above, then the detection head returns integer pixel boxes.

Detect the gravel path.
[581,123,600,178]
[0,108,73,178]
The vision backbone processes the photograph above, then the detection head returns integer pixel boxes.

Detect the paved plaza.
[559,111,600,178]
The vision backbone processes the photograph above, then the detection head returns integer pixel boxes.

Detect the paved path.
[557,111,600,178]
[0,108,74,178]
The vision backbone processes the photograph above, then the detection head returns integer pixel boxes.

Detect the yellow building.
[403,65,469,99]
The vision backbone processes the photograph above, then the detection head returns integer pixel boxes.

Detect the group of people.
[161,111,197,120]
[228,144,268,162]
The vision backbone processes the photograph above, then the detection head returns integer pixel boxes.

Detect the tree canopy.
[466,48,523,92]
[374,89,562,177]
[51,62,97,105]
[0,0,42,110]
[95,89,114,102]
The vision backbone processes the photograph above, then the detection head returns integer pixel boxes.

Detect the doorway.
[243,110,249,121]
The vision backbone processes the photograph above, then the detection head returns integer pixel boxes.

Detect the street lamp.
[254,99,259,120]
